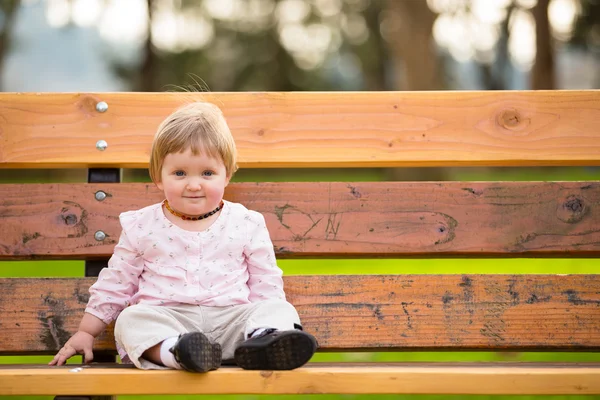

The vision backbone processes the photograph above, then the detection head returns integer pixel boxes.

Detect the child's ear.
[155,180,164,191]
[225,175,231,187]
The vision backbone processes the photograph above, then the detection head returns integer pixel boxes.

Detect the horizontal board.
[1,275,599,354]
[1,363,600,395]
[0,91,599,168]
[0,182,598,259]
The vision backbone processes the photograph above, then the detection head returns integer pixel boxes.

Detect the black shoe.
[234,328,318,370]
[169,332,222,372]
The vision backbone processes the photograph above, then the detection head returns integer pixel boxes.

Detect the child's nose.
[187,178,202,190]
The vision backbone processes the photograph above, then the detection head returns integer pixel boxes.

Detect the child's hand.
[49,331,95,366]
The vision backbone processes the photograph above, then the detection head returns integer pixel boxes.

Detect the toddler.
[50,102,317,372]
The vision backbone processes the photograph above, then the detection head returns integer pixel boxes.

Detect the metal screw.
[96,140,108,151]
[94,231,106,241]
[96,101,108,113]
[95,191,107,201]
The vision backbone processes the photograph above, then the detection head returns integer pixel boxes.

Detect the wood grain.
[1,91,599,168]
[0,182,598,259]
[2,275,599,354]
[1,363,600,395]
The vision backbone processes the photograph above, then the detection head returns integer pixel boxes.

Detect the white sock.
[249,327,275,338]
[160,336,182,370]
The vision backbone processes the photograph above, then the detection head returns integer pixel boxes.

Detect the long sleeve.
[84,213,144,324]
[244,211,286,302]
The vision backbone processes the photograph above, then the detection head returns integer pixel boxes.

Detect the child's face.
[156,147,230,216]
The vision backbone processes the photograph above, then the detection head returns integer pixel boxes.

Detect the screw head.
[96,140,108,151]
[94,231,106,241]
[96,101,108,113]
[95,191,107,201]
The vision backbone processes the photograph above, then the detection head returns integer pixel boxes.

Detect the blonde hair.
[149,102,238,183]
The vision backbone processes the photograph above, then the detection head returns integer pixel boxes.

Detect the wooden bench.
[0,91,599,397]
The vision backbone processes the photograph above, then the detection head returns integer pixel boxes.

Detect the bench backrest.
[1,91,599,355]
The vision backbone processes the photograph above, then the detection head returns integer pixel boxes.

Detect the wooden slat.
[1,275,599,354]
[1,91,599,169]
[1,363,600,395]
[0,182,598,259]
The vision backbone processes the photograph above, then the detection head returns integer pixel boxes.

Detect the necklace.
[164,200,224,221]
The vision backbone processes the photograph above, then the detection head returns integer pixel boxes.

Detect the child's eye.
[174,171,185,177]
[203,171,214,177]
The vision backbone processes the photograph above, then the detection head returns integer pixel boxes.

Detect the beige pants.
[113,299,301,369]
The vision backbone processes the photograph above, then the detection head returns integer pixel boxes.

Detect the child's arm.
[244,211,286,302]
[50,214,143,366]
[79,311,108,337]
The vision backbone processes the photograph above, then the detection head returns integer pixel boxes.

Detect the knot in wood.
[501,109,520,127]
[557,195,587,223]
[565,198,583,213]
[62,214,78,226]
[497,109,528,133]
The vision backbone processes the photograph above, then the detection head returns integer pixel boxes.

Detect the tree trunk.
[0,1,19,91]
[480,2,515,90]
[384,0,441,91]
[531,0,555,89]
[137,0,158,92]
[362,2,390,91]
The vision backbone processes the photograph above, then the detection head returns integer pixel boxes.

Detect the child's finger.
[56,354,69,366]
[52,346,75,366]
[83,348,94,364]
[48,350,66,366]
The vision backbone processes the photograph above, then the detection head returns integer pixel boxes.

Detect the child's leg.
[204,300,317,370]
[114,304,220,371]
[133,337,180,369]
[236,300,317,370]
[115,304,186,369]
[242,299,302,338]
[142,342,163,365]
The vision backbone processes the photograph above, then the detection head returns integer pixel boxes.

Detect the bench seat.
[2,363,600,395]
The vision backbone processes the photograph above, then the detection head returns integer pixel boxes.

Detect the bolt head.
[94,231,106,241]
[96,101,108,113]
[96,140,108,151]
[95,191,107,201]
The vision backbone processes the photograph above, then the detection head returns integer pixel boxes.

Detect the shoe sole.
[234,331,317,370]
[177,332,222,372]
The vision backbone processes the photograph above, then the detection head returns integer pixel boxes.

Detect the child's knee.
[249,299,301,328]
[114,304,152,338]
[262,299,296,312]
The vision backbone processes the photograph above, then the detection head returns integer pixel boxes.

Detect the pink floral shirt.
[84,200,286,325]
